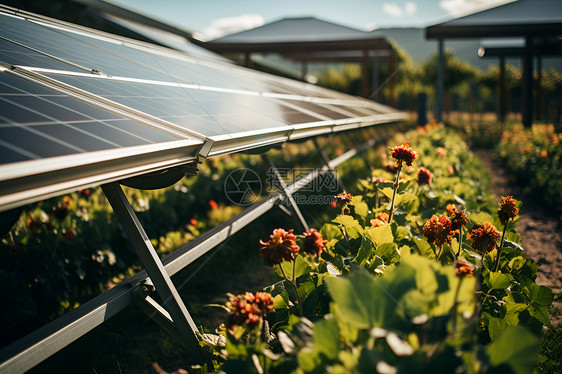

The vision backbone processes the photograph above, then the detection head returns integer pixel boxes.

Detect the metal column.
[437,38,444,122]
[102,183,205,363]
[313,138,347,193]
[261,154,309,232]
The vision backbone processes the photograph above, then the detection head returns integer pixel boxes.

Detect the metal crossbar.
[0,135,385,373]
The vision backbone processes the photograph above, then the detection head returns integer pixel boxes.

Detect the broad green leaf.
[414,238,435,259]
[486,326,539,374]
[508,256,526,272]
[528,304,551,327]
[312,318,341,360]
[275,256,311,281]
[365,224,394,246]
[353,236,375,266]
[375,242,400,265]
[469,212,495,225]
[332,215,360,228]
[486,272,514,290]
[351,196,369,220]
[366,255,385,274]
[320,223,343,242]
[273,292,289,310]
[380,187,394,200]
[485,313,509,340]
[394,192,418,207]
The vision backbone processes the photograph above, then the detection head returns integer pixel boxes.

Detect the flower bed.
[201,125,553,373]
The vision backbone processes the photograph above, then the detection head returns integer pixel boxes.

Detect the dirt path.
[474,150,562,325]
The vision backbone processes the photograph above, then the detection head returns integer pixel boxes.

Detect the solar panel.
[0,8,406,211]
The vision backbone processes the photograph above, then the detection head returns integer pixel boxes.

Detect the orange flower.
[540,149,548,158]
[498,196,519,225]
[303,228,328,256]
[390,141,417,166]
[371,177,389,185]
[446,204,469,231]
[226,291,274,331]
[259,228,300,265]
[436,147,447,158]
[189,218,198,226]
[423,215,454,247]
[370,212,389,227]
[447,165,455,175]
[417,167,432,185]
[468,222,500,253]
[208,200,218,210]
[455,257,474,277]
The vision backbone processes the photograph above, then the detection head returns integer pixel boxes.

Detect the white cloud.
[195,14,265,41]
[439,0,513,17]
[405,2,417,15]
[383,4,403,18]
[383,2,418,18]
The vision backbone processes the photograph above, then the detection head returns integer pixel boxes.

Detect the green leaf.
[320,223,343,242]
[273,292,289,310]
[365,225,394,246]
[353,236,375,266]
[469,212,495,225]
[312,318,341,360]
[486,272,514,290]
[414,238,435,259]
[380,187,394,200]
[351,196,369,220]
[486,326,539,374]
[275,256,312,281]
[332,215,360,228]
[528,304,551,327]
[393,192,418,207]
[375,242,400,266]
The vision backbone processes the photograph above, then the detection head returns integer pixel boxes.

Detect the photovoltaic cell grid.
[0,71,180,165]
[0,9,404,211]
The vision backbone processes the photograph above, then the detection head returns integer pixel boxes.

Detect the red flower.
[390,141,417,166]
[423,215,454,247]
[371,177,389,185]
[446,204,469,231]
[189,218,198,226]
[226,291,274,331]
[498,196,519,226]
[334,192,353,206]
[468,222,500,253]
[417,167,432,185]
[208,200,218,210]
[303,228,327,256]
[259,228,300,266]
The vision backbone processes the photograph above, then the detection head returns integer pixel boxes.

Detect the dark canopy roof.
[206,17,393,61]
[426,0,562,39]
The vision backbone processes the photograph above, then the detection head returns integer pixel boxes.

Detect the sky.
[110,0,513,41]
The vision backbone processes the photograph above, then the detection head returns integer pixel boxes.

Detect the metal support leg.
[312,138,347,193]
[261,155,309,232]
[102,183,205,363]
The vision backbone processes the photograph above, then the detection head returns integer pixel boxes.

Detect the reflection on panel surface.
[0,71,179,164]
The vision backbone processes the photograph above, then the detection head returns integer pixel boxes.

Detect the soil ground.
[474,150,562,326]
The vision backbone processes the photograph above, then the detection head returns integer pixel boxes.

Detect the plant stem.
[388,163,402,223]
[278,262,303,317]
[436,245,443,261]
[494,224,509,272]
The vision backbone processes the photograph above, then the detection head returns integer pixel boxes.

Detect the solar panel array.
[0,7,405,211]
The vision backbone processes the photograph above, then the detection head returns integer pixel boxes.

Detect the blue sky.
[110,0,512,40]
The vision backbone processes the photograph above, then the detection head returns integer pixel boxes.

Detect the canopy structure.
[0,5,405,213]
[426,0,562,125]
[205,17,398,100]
